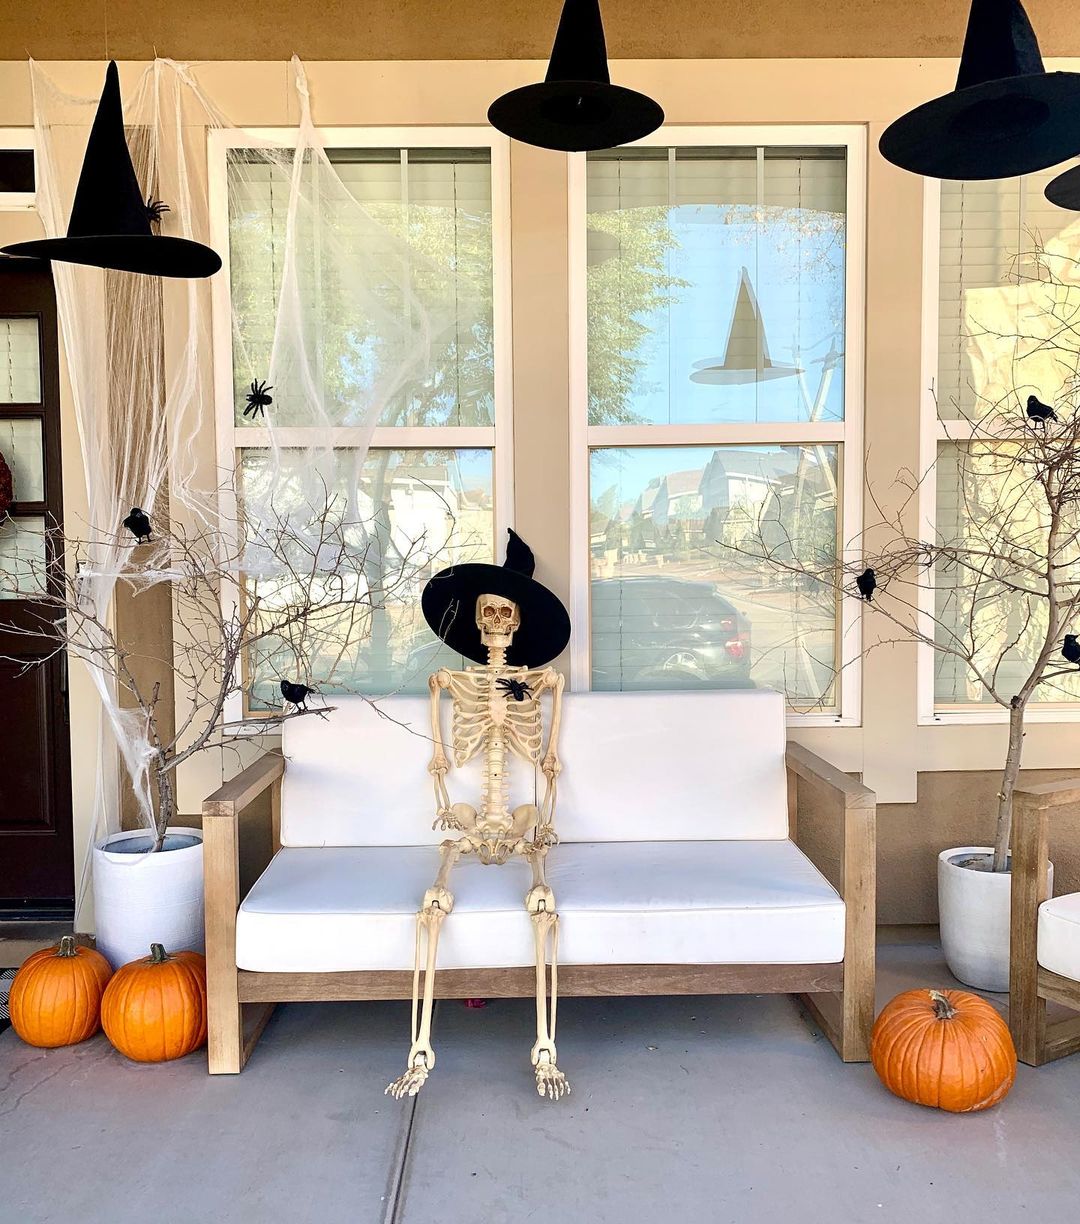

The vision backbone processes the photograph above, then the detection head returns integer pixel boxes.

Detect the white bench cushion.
[1038,892,1080,981]
[235,839,845,972]
[280,689,790,846]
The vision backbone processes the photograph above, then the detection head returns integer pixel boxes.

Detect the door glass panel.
[0,514,46,599]
[0,318,41,404]
[0,417,45,501]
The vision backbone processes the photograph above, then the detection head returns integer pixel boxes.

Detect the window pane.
[590,445,838,705]
[240,447,493,705]
[0,417,45,501]
[935,441,1080,705]
[0,515,45,599]
[937,170,1080,422]
[228,148,493,428]
[0,318,41,404]
[586,146,846,427]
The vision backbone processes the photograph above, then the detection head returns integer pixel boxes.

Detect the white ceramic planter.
[938,845,1053,992]
[92,827,205,969]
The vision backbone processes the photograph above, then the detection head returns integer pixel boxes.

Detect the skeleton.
[385,592,568,1101]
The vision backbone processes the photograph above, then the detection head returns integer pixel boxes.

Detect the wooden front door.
[0,263,74,918]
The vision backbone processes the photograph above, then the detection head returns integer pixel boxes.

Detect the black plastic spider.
[145,197,171,227]
[244,379,274,419]
[497,677,532,702]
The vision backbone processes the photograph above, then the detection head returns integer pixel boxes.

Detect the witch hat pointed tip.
[504,528,536,577]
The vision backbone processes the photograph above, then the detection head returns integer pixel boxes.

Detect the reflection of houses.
[652,468,704,531]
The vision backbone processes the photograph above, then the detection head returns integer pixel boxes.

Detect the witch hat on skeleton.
[487,0,664,152]
[690,267,803,386]
[878,0,1080,181]
[2,62,221,278]
[422,529,571,668]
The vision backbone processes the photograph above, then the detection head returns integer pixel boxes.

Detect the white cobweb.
[23,57,481,909]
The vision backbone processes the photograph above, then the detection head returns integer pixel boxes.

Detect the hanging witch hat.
[879,0,1080,181]
[487,0,664,153]
[1,62,221,278]
[422,529,571,668]
[690,268,803,386]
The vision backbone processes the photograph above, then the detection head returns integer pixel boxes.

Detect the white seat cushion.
[1038,892,1080,981]
[235,839,845,972]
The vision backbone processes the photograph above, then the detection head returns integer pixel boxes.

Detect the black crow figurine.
[1062,635,1080,668]
[1027,395,1057,424]
[856,568,876,603]
[122,507,152,543]
[280,679,314,711]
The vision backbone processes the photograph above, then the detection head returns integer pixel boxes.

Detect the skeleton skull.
[476,593,521,647]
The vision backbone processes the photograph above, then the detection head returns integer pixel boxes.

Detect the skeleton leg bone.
[526,849,570,1100]
[385,840,462,1099]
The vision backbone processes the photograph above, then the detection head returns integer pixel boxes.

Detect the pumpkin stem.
[149,943,169,964]
[929,989,958,1020]
[57,935,78,958]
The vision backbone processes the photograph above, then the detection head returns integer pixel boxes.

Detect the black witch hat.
[690,268,802,386]
[2,63,221,279]
[421,529,571,668]
[878,0,1080,181]
[487,0,664,153]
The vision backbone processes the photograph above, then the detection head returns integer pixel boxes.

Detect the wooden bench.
[203,689,876,1073]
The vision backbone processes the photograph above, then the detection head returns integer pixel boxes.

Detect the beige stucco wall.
[2,54,1079,928]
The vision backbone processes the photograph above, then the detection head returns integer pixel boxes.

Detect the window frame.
[0,128,35,211]
[918,176,1080,726]
[207,125,513,726]
[567,124,867,727]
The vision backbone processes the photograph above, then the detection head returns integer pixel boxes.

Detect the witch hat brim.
[1,62,221,279]
[879,0,1080,180]
[690,267,803,386]
[421,531,571,668]
[488,81,664,153]
[488,0,663,152]
[1045,164,1080,210]
[879,73,1080,180]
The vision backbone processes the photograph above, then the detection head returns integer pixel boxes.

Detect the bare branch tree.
[0,474,454,851]
[729,246,1080,871]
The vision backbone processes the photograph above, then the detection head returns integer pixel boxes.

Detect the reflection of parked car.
[591,576,753,690]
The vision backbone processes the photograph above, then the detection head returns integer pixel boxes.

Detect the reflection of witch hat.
[422,529,571,668]
[1045,162,1080,210]
[690,268,803,386]
[879,0,1080,180]
[2,63,221,278]
[488,0,664,153]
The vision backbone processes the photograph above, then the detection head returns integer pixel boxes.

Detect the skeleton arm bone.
[428,669,454,827]
[535,669,564,839]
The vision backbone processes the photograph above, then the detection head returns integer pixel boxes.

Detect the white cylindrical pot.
[938,846,1053,993]
[92,827,205,970]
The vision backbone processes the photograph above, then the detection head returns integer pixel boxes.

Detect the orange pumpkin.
[101,943,208,1063]
[9,935,113,1048]
[871,988,1016,1113]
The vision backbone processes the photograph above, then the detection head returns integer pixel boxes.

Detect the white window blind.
[937,169,1080,421]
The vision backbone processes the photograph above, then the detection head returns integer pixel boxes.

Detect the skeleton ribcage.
[448,669,545,768]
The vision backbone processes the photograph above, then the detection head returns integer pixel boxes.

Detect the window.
[570,128,865,720]
[926,170,1080,715]
[212,130,510,709]
[0,131,35,210]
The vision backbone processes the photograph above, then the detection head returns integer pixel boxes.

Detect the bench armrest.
[1010,777,1080,1005]
[785,745,875,898]
[203,753,285,820]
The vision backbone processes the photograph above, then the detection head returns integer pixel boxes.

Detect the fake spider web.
[22,58,484,921]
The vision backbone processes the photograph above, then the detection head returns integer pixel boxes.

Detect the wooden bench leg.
[800,958,873,1063]
[204,811,244,1075]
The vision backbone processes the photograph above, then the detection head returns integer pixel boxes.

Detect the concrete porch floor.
[3,938,1079,1224]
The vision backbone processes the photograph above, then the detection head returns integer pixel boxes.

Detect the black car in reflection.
[591,576,753,690]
